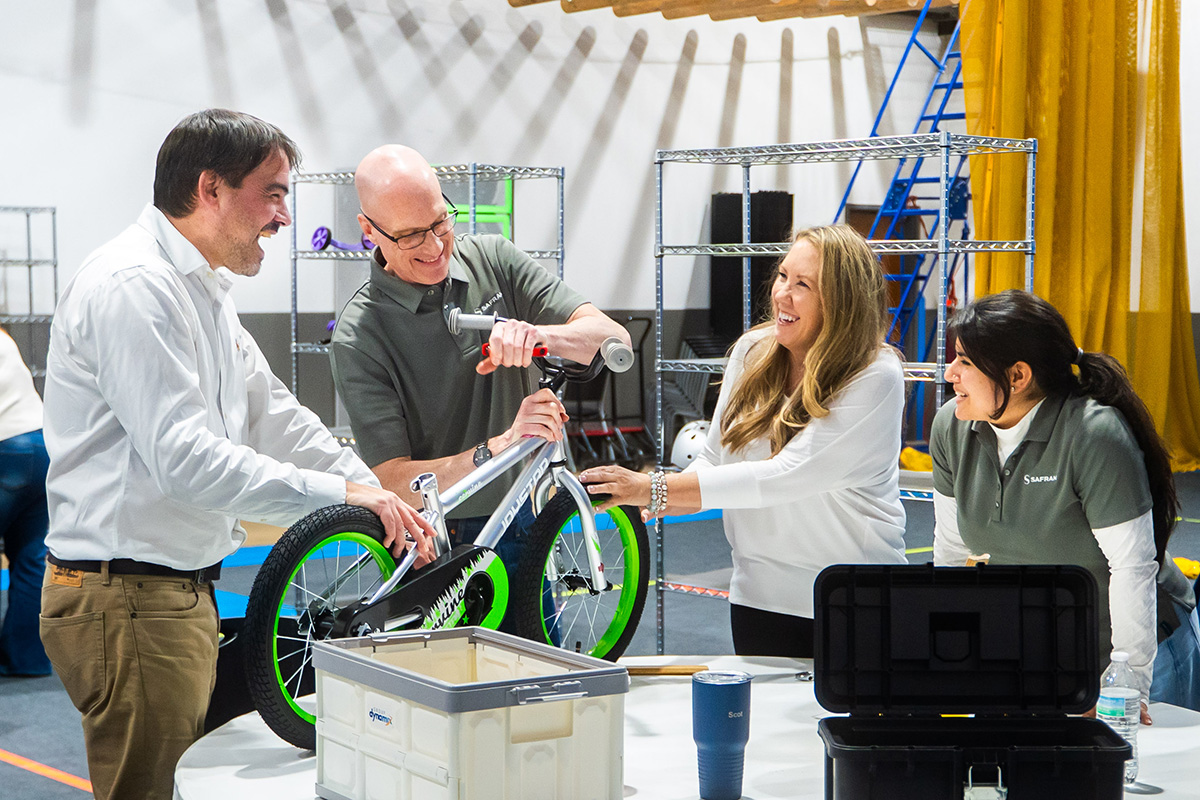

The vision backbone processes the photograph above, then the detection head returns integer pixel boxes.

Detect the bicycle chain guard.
[330,544,508,636]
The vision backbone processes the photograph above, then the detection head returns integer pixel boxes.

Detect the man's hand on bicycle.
[345,482,437,560]
[476,318,544,375]
[491,389,569,452]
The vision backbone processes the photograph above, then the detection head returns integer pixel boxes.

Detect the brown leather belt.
[47,553,222,583]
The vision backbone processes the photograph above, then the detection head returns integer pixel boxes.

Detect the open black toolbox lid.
[814,564,1100,717]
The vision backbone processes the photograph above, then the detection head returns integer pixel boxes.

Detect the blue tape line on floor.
[663,509,722,524]
[215,589,248,619]
[221,544,274,568]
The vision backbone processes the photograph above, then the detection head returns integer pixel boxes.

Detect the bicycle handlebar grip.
[482,343,549,358]
[448,309,505,335]
[600,336,635,373]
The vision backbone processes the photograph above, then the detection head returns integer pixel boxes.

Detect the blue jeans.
[1150,577,1200,712]
[0,430,52,676]
[447,499,556,640]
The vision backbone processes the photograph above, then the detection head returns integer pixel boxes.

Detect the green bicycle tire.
[242,505,394,750]
[510,493,649,660]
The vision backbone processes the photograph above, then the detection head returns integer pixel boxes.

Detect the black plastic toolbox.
[814,564,1132,800]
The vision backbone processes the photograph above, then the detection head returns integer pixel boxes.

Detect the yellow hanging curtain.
[961,0,1200,471]
[1133,0,1200,471]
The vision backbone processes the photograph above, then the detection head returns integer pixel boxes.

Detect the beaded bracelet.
[648,469,667,516]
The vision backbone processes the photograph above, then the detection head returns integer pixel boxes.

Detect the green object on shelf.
[439,175,514,241]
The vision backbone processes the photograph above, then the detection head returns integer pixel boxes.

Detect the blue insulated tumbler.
[692,671,752,800]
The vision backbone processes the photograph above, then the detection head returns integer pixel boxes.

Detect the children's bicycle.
[241,312,650,749]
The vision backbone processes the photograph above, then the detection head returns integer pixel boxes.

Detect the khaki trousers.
[40,564,219,800]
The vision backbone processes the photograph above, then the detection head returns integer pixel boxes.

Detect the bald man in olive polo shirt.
[329,146,629,619]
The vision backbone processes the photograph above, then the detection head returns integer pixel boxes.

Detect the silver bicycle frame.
[364,433,606,606]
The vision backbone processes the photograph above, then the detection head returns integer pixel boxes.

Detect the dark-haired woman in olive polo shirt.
[930,290,1196,723]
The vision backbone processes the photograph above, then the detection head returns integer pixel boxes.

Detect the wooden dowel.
[625,664,710,675]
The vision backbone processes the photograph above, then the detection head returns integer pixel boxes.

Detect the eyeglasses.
[362,194,458,250]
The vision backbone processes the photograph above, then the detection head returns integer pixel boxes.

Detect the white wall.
[6,3,1191,318]
[0,0,948,317]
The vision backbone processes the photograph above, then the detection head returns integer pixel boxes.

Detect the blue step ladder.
[834,0,970,439]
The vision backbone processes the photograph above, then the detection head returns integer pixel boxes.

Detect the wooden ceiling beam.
[559,0,617,12]
[756,0,955,21]
[611,0,675,16]
[689,0,828,22]
[545,0,956,19]
[659,0,795,20]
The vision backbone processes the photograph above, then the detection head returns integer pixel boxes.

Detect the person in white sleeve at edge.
[580,224,907,658]
[39,109,435,800]
[0,328,52,677]
[929,290,1197,726]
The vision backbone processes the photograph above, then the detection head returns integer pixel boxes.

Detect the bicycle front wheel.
[511,492,649,660]
[242,505,394,750]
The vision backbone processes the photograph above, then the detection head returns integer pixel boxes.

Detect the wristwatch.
[473,442,493,467]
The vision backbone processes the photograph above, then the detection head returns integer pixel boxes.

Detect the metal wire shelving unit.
[651,131,1037,654]
[0,206,58,380]
[287,163,566,400]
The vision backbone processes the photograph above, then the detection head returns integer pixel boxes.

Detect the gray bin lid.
[313,627,630,714]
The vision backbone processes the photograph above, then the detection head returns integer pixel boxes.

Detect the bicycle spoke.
[284,648,313,691]
[275,634,319,645]
[272,537,392,716]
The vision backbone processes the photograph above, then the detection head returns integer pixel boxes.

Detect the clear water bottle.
[1097,650,1139,784]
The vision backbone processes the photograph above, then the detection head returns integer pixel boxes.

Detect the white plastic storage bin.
[313,627,628,800]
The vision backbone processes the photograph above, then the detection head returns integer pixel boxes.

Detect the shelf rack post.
[935,129,951,408]
[289,181,300,396]
[741,164,752,332]
[653,157,666,656]
[1025,141,1037,292]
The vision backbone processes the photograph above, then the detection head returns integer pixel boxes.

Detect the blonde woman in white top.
[582,225,906,656]
[0,327,51,676]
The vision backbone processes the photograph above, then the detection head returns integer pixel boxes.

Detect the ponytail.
[1076,351,1178,563]
[950,290,1178,563]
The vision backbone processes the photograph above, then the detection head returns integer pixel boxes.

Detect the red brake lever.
[482,344,549,358]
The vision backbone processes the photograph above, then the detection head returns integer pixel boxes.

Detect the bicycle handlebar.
[599,337,634,374]
[447,308,498,333]
[448,309,634,374]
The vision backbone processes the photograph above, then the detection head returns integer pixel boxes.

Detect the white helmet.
[671,420,710,468]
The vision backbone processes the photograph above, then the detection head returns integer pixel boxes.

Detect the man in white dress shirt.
[38,109,434,800]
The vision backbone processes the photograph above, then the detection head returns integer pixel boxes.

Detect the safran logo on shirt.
[1024,474,1059,485]
[476,292,503,314]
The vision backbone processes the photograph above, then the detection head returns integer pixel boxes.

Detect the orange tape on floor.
[0,746,92,793]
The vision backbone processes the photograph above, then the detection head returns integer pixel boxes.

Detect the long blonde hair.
[720,224,889,455]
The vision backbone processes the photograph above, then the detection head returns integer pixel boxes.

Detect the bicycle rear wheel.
[511,492,649,660]
[242,505,394,750]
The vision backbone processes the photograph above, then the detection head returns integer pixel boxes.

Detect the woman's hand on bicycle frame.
[345,481,437,560]
[476,318,544,375]
[579,465,652,514]
[581,466,704,521]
